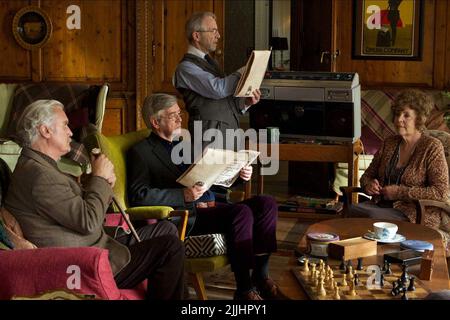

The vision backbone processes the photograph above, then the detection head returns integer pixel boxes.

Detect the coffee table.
[277,218,449,299]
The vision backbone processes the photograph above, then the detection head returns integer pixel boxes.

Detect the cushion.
[361,89,450,145]
[0,84,18,137]
[185,233,227,258]
[0,207,37,250]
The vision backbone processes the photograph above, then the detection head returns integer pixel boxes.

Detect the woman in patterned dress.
[349,89,450,250]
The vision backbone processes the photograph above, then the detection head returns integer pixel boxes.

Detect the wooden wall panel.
[103,97,126,136]
[445,2,450,88]
[0,0,32,81]
[334,0,437,88]
[41,0,122,83]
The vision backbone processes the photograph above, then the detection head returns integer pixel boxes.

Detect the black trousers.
[114,221,185,300]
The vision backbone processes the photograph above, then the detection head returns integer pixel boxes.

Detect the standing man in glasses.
[173,11,261,151]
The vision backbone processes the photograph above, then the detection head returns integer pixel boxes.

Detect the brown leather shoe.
[233,289,263,300]
[255,278,290,300]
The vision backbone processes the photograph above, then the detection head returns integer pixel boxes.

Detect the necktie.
[205,55,217,67]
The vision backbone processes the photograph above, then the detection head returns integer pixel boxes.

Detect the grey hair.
[142,93,178,128]
[185,11,216,43]
[16,99,64,147]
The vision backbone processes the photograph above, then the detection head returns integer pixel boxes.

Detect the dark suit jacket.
[127,133,190,209]
[127,133,201,233]
[4,147,130,275]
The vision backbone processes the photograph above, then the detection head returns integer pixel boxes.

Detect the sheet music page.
[234,50,271,97]
[176,149,260,189]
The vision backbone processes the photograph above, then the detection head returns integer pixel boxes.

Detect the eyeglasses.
[197,28,219,35]
[159,111,183,121]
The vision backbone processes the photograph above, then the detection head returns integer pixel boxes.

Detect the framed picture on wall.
[352,0,423,60]
[12,6,52,50]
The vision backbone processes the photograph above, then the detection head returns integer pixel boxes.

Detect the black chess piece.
[408,276,416,291]
[391,282,399,296]
[380,273,384,287]
[401,263,409,284]
[339,257,346,271]
[385,262,392,275]
[401,287,408,300]
[357,257,363,270]
[381,260,387,272]
[346,260,352,274]
[354,273,360,286]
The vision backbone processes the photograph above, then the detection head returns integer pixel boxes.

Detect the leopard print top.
[361,134,449,232]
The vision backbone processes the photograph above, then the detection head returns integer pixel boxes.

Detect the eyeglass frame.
[196,28,220,35]
[158,111,183,121]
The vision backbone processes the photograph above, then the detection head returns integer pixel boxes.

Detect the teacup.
[373,222,398,240]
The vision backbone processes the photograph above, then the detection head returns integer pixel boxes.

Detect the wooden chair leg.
[189,272,207,300]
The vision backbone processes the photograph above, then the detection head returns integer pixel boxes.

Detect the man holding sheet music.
[127,93,286,300]
[173,11,261,150]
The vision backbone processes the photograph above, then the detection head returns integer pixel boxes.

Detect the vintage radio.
[249,71,361,143]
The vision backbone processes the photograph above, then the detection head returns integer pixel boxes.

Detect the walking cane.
[91,148,141,243]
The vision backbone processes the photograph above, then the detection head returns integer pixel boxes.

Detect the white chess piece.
[333,286,340,300]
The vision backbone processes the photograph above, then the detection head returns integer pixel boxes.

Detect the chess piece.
[354,273,360,286]
[347,265,353,277]
[339,257,346,270]
[347,260,352,272]
[310,263,316,279]
[303,258,310,273]
[381,260,387,272]
[341,274,347,286]
[401,263,409,284]
[349,280,357,296]
[333,286,340,300]
[329,278,335,290]
[318,278,327,296]
[357,257,363,270]
[408,276,416,291]
[385,262,392,275]
[401,287,408,300]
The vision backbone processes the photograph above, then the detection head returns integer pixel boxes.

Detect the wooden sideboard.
[246,140,363,219]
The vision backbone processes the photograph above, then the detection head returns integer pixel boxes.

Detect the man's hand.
[244,89,261,107]
[365,178,381,196]
[239,165,253,182]
[183,184,208,202]
[381,185,399,200]
[236,65,246,76]
[91,154,116,187]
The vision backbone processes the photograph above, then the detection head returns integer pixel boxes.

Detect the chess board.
[292,264,430,300]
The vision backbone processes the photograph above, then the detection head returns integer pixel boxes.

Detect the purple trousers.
[190,195,278,271]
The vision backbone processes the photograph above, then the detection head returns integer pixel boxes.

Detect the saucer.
[363,232,406,243]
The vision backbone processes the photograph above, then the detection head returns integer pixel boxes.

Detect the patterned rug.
[187,218,313,300]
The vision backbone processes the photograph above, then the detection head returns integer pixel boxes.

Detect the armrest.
[168,210,189,241]
[0,247,122,300]
[126,206,174,220]
[340,186,364,205]
[413,199,450,225]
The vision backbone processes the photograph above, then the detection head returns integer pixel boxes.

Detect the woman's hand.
[381,185,399,200]
[239,165,253,181]
[365,179,382,195]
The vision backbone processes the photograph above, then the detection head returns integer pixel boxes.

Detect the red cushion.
[0,247,145,300]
